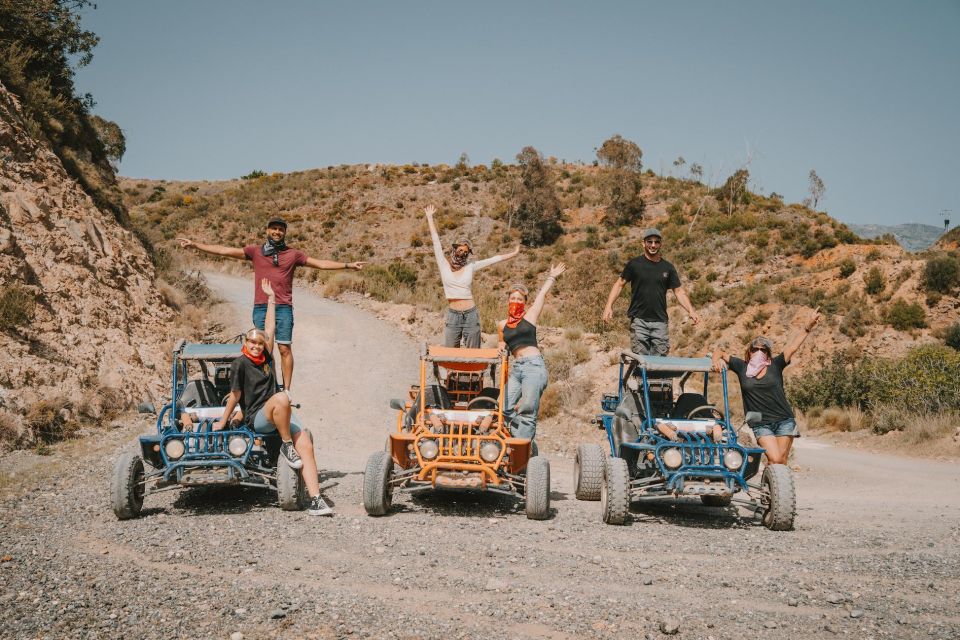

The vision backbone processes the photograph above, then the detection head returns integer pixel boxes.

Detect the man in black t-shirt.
[602,228,700,356]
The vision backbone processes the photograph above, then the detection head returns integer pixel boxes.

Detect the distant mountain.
[848,223,944,252]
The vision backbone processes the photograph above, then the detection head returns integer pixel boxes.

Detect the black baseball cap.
[266,217,288,229]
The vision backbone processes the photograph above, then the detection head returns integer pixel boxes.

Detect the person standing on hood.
[178,217,365,390]
[425,205,520,348]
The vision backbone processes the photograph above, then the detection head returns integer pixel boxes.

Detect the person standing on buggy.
[496,264,566,441]
[178,217,365,392]
[425,205,520,347]
[601,228,700,355]
[711,309,822,466]
[215,278,333,516]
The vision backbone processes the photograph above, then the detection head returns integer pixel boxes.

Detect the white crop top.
[431,227,504,300]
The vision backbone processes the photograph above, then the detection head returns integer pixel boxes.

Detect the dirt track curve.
[1,273,959,640]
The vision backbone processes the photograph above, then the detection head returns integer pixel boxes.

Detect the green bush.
[864,267,885,295]
[921,255,959,293]
[838,258,856,278]
[0,285,36,327]
[689,281,717,307]
[884,298,926,330]
[944,322,960,350]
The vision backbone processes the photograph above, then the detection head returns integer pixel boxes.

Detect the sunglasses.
[750,346,771,354]
[271,253,279,267]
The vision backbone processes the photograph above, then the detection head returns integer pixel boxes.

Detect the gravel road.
[1,273,958,639]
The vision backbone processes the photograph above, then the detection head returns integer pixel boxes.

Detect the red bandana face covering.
[242,344,266,366]
[506,301,525,328]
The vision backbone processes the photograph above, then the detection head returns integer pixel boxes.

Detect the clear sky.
[73,0,959,227]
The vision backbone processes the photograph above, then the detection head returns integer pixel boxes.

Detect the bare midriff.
[510,346,540,359]
[447,298,475,311]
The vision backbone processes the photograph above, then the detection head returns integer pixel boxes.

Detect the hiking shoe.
[280,441,303,470]
[307,495,333,516]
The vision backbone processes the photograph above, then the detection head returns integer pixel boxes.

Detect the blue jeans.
[504,355,549,440]
[253,304,294,344]
[751,418,799,439]
[444,307,481,348]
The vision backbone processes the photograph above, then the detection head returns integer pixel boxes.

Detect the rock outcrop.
[0,80,171,426]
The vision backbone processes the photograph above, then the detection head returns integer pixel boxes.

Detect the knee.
[765,452,785,465]
[271,392,291,410]
[278,344,292,357]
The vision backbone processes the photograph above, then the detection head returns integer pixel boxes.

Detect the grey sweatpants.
[444,307,481,348]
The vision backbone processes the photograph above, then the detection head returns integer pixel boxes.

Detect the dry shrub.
[26,397,80,444]
[0,409,25,447]
[558,382,592,413]
[324,272,366,297]
[901,411,960,444]
[805,406,866,432]
[76,385,127,425]
[158,279,186,310]
[538,386,560,419]
[544,339,590,383]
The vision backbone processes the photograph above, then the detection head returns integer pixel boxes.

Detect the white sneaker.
[307,495,333,516]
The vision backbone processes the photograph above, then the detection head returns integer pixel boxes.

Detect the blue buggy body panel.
[600,350,764,496]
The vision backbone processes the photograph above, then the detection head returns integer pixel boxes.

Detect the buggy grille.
[429,421,503,463]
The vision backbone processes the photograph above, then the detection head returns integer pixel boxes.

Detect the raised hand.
[260,278,275,299]
[177,237,194,249]
[347,261,367,270]
[424,205,436,218]
[548,263,566,279]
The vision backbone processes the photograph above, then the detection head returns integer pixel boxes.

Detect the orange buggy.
[363,344,551,519]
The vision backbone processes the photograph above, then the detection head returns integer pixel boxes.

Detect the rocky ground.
[1,275,958,639]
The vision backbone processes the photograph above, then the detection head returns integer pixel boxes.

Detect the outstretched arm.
[261,278,276,354]
[424,205,447,269]
[783,309,821,363]
[474,244,521,270]
[304,257,365,270]
[672,286,701,324]
[525,263,566,325]
[602,278,627,322]
[177,238,245,260]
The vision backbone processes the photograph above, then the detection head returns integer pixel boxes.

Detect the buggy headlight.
[165,439,185,460]
[479,441,501,463]
[418,438,439,460]
[228,435,249,457]
[723,450,744,471]
[661,448,682,469]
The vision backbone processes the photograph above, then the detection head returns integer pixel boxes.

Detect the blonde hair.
[245,329,268,345]
[507,283,529,300]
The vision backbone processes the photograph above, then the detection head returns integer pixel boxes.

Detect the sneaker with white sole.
[280,441,303,470]
[307,495,333,516]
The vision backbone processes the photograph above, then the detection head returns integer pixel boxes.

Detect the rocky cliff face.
[0,81,171,430]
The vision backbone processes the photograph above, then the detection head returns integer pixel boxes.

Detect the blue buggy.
[573,350,796,530]
[111,339,311,519]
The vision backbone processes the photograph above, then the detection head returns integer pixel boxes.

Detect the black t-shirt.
[620,256,681,322]
[230,353,278,426]
[728,354,795,424]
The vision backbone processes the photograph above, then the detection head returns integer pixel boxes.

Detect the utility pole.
[942,209,952,231]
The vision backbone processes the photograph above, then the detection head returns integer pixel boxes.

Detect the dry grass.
[803,406,868,432]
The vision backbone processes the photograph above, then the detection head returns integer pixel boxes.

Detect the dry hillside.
[0,81,173,447]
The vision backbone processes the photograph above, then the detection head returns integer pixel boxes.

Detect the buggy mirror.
[745,411,762,427]
[389,398,406,411]
[137,402,156,415]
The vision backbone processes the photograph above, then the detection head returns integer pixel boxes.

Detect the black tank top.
[503,318,538,352]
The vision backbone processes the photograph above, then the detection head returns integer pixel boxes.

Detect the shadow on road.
[170,485,278,515]
[627,499,758,529]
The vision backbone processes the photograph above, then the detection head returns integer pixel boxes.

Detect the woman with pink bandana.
[711,310,821,465]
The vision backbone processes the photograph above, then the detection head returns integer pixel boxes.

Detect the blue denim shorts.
[751,418,799,438]
[252,405,302,435]
[252,304,293,344]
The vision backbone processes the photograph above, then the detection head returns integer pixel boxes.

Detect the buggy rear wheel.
[760,464,796,531]
[277,429,312,511]
[363,450,394,516]
[701,494,733,507]
[524,456,551,520]
[573,443,604,501]
[601,457,630,525]
[111,451,145,520]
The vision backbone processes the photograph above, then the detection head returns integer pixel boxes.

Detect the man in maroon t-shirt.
[179,217,364,390]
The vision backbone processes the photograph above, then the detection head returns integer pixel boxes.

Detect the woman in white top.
[425,205,520,347]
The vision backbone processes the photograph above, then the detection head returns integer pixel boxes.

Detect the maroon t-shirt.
[243,245,308,305]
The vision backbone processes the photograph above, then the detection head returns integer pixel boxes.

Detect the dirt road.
[1,274,958,639]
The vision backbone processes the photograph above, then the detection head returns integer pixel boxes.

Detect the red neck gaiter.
[242,345,266,366]
[506,302,525,328]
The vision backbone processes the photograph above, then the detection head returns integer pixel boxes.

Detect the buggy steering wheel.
[686,405,724,421]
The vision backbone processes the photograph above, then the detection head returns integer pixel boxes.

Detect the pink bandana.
[746,350,772,378]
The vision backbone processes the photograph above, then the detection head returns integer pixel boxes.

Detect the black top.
[230,353,278,427]
[620,256,681,322]
[502,318,538,352]
[728,354,795,424]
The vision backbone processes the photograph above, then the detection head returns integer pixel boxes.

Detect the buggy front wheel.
[601,457,630,525]
[524,456,551,520]
[111,451,145,520]
[363,450,395,516]
[760,464,796,531]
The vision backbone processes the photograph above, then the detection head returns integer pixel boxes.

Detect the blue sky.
[74,0,959,226]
